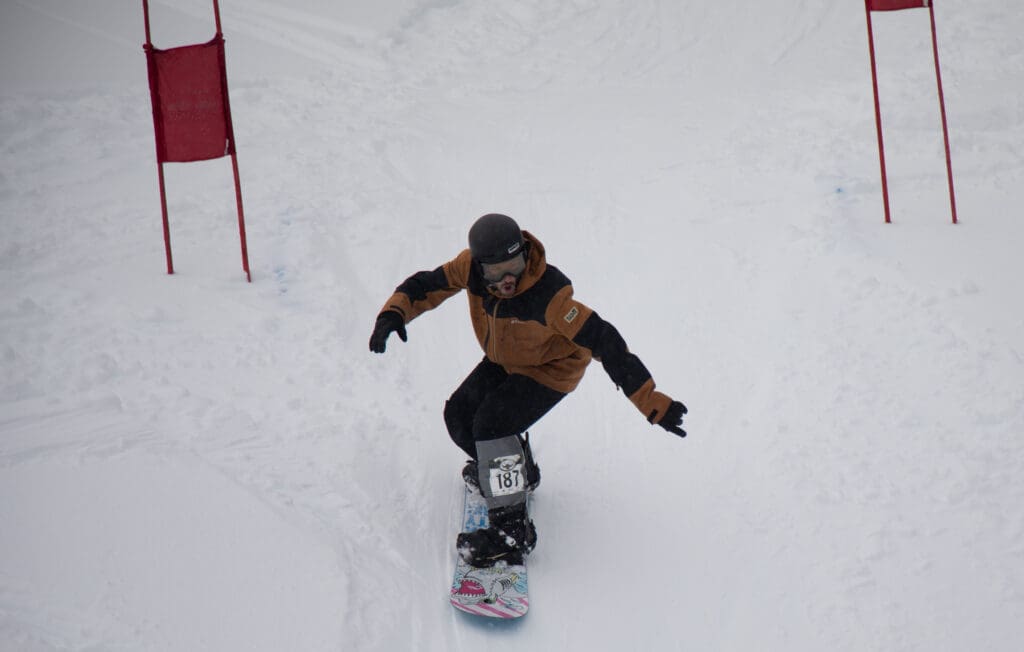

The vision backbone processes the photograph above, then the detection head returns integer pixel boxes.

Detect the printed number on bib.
[488,455,526,497]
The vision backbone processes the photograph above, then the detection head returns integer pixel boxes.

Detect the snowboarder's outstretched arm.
[369,254,470,353]
[546,289,687,437]
[576,313,687,437]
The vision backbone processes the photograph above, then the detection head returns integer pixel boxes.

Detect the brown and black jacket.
[378,232,675,425]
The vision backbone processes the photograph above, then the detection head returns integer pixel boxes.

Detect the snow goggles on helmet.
[480,252,527,283]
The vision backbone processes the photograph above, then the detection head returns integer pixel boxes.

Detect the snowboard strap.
[476,435,529,510]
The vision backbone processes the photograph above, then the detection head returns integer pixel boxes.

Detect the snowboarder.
[370,213,687,567]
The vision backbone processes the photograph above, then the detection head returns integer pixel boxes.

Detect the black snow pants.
[443,357,566,459]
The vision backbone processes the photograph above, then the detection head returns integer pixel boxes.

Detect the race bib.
[487,454,526,497]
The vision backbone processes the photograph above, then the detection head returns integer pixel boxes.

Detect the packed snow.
[2,1,1023,650]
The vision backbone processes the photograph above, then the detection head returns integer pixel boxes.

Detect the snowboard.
[449,484,530,618]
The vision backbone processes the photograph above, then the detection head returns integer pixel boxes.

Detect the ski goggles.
[480,253,527,283]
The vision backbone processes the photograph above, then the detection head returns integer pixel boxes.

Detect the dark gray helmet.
[468,213,524,264]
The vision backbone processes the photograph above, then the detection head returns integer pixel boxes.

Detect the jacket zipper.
[487,297,502,364]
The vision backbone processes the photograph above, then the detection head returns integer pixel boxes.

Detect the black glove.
[656,401,688,438]
[369,311,407,353]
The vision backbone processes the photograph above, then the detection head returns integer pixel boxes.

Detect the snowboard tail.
[449,484,529,618]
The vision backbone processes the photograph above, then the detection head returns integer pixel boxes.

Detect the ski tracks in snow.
[688,203,1024,649]
[0,397,353,651]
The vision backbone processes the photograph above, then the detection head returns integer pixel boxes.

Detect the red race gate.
[142,0,252,280]
[864,0,958,225]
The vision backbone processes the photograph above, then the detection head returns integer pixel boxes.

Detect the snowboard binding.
[457,503,537,567]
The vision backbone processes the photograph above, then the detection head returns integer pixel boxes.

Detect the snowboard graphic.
[449,485,529,618]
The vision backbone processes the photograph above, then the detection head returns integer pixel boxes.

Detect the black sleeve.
[394,266,450,302]
[572,312,652,396]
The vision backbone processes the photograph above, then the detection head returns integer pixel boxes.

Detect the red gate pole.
[928,3,958,224]
[230,153,251,282]
[212,0,251,282]
[212,0,223,34]
[142,0,174,273]
[157,163,174,274]
[142,0,153,48]
[864,0,892,224]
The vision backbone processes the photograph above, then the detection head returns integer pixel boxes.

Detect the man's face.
[491,274,518,298]
[481,253,526,298]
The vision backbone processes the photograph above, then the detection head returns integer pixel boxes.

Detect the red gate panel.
[145,36,234,163]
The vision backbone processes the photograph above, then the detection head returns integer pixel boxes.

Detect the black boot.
[457,503,537,567]
[462,458,481,491]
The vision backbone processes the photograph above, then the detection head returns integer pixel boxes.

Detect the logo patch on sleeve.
[564,306,580,323]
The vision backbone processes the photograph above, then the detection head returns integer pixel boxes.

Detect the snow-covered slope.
[2,1,1022,650]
